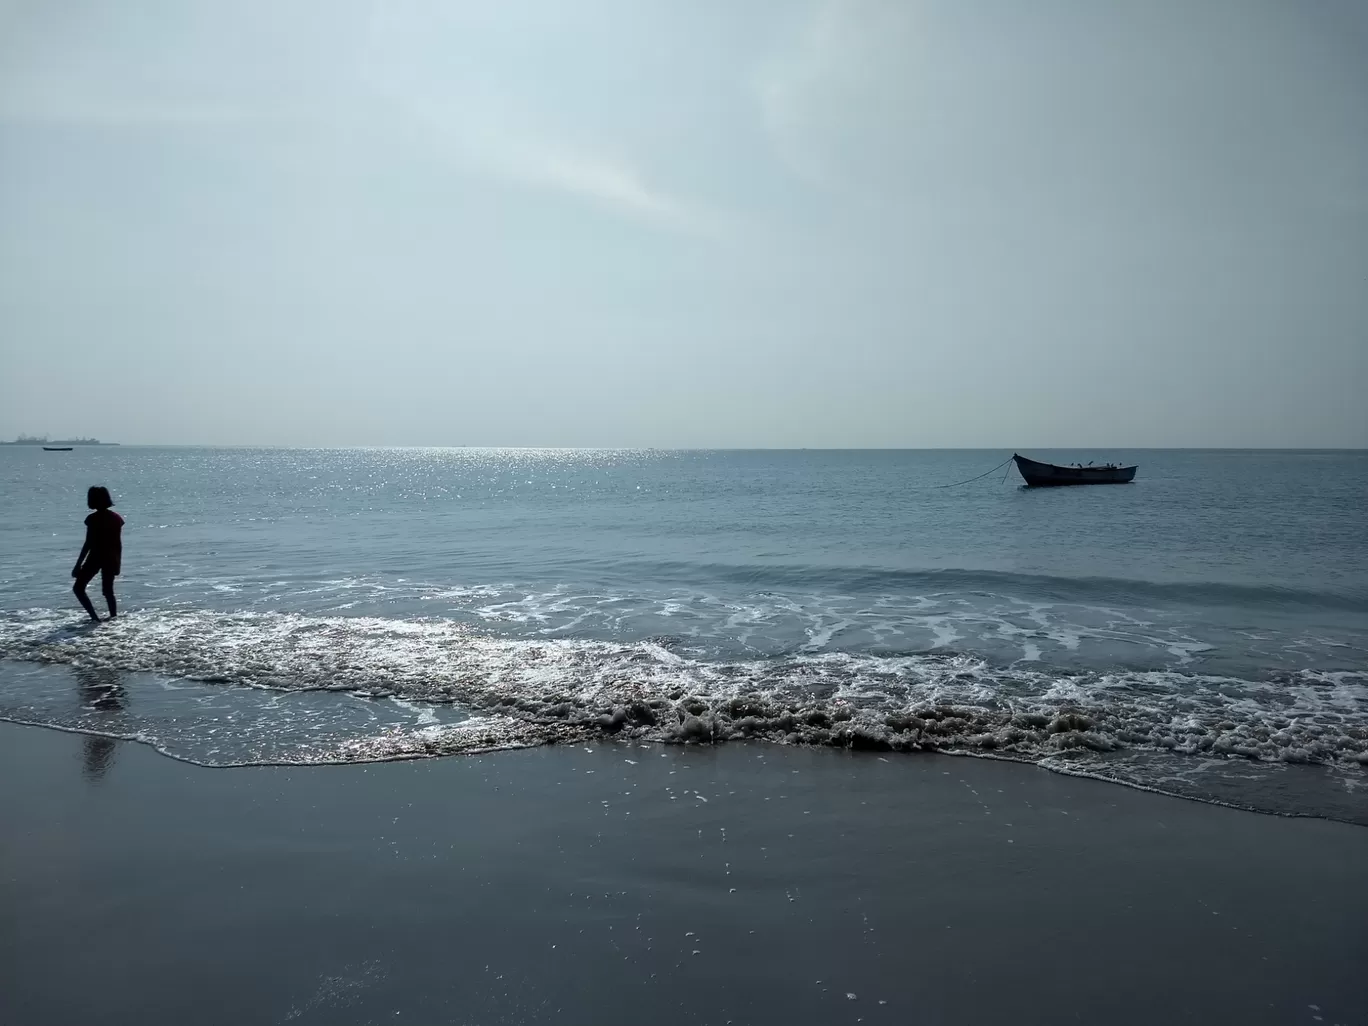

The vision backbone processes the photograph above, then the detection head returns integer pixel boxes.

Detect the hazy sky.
[2,0,1365,447]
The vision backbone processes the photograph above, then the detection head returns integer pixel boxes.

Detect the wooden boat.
[1013,453,1136,486]
[42,446,74,451]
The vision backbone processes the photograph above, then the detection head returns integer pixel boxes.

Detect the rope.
[933,455,1015,489]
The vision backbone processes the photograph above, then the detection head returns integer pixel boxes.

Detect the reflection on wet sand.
[74,667,126,780]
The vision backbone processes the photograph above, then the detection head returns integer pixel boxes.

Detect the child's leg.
[73,565,101,621]
[100,568,117,618]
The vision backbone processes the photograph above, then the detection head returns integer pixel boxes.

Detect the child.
[72,486,124,621]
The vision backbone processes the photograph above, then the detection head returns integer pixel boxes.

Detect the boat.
[1013,453,1136,486]
[42,446,74,451]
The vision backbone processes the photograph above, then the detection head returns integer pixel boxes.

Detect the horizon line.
[7,443,1366,452]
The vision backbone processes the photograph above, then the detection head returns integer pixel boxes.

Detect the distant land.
[2,435,119,446]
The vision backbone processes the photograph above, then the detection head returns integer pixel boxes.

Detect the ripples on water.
[0,447,1365,821]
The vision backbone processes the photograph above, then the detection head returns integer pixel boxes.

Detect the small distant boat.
[42,446,74,452]
[1013,453,1136,487]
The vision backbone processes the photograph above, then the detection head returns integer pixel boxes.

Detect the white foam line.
[2,608,1365,779]
[4,711,1349,826]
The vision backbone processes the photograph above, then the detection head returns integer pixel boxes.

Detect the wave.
[633,562,1368,613]
[1,608,1364,787]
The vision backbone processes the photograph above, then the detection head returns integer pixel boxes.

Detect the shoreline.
[1,651,1363,828]
[4,720,1366,1025]
[3,709,1364,829]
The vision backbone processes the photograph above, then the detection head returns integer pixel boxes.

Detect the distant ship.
[42,446,74,451]
[1013,453,1137,486]
[2,435,118,446]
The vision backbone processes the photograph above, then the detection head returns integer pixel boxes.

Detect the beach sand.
[2,721,1364,1025]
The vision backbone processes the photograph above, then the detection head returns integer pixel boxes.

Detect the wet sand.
[1,722,1365,1025]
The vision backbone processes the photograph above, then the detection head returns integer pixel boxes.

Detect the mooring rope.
[933,455,1016,488]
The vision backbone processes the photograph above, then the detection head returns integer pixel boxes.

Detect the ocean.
[1,446,1365,822]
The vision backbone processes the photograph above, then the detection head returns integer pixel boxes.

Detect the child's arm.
[72,529,91,577]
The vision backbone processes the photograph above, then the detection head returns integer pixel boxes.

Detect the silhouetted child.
[73,486,123,622]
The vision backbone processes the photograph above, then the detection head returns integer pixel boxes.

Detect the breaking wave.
[1,608,1364,794]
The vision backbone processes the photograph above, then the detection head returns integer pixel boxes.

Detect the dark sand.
[1,722,1364,1026]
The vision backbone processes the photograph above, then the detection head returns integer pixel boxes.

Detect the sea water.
[1,447,1364,820]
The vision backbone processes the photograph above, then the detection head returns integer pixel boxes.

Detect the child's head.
[87,486,114,510]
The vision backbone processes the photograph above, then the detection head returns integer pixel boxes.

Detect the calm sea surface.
[1,447,1365,820]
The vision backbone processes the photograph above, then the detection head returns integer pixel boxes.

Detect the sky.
[1,0,1365,448]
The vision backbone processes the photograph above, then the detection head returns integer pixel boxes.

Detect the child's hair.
[87,486,114,510]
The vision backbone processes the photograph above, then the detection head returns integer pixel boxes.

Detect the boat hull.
[1012,454,1136,486]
